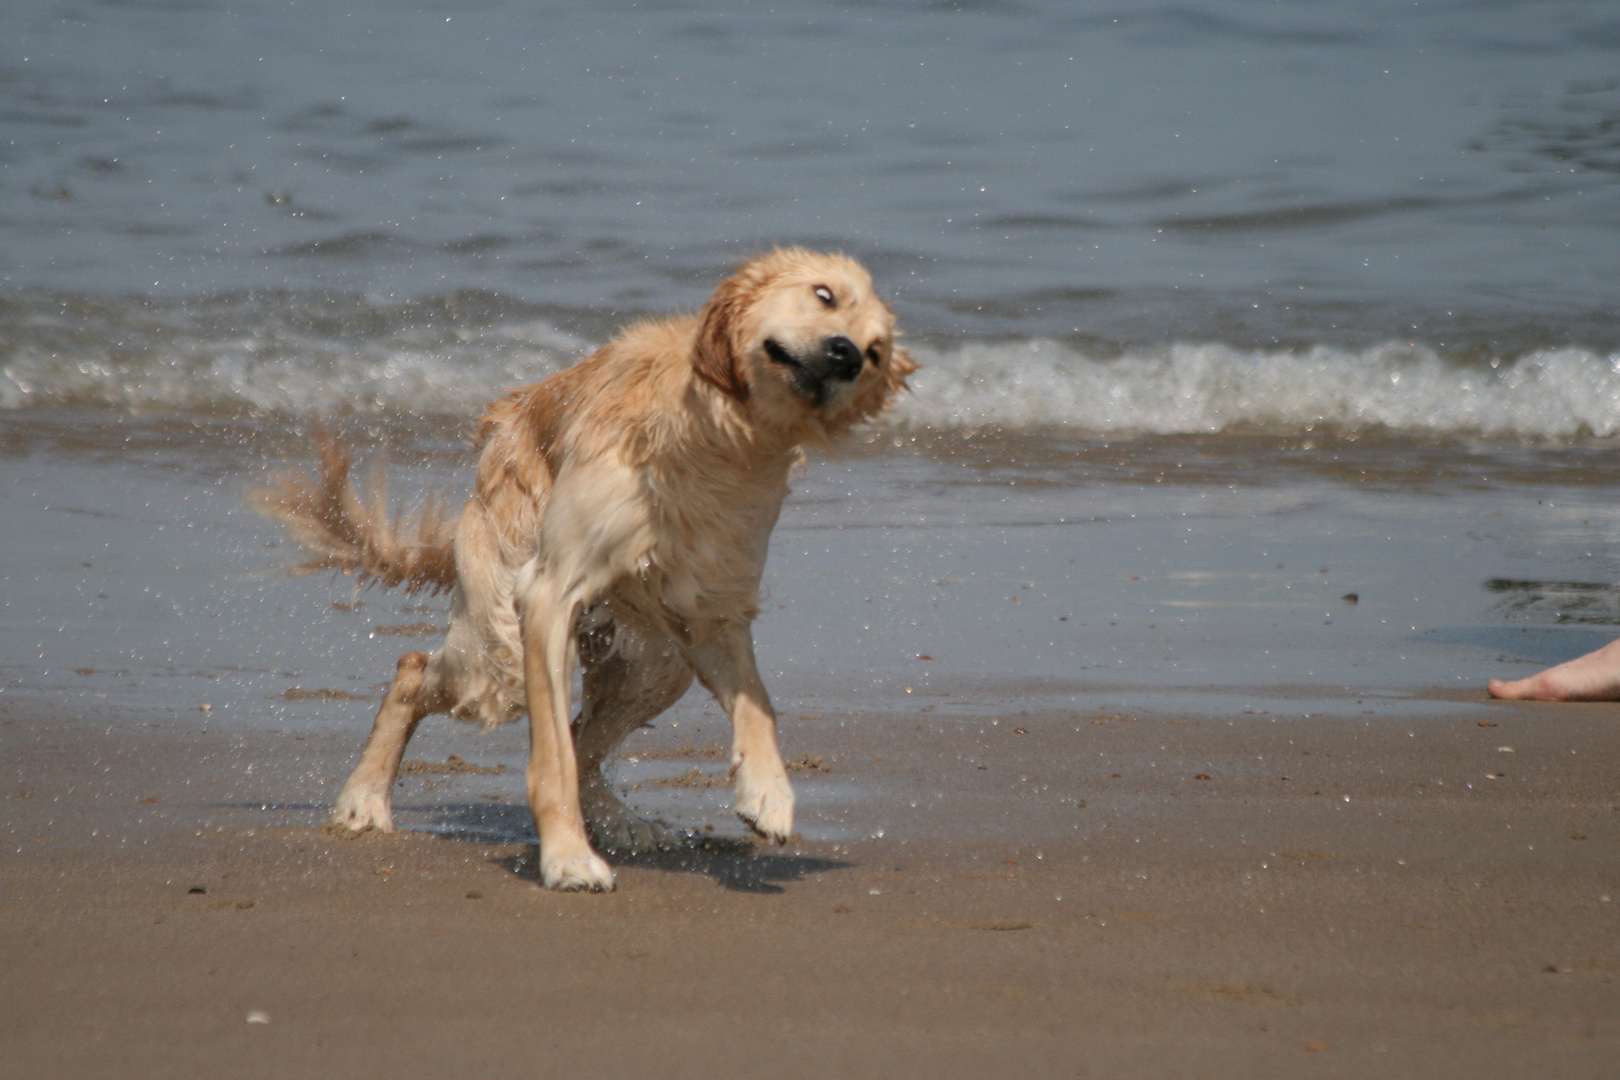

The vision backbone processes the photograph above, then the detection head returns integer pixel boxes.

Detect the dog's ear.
[692,274,750,400]
[888,345,919,385]
[846,341,918,422]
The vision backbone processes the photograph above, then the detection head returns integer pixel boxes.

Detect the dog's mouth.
[763,338,822,404]
[763,337,862,408]
[763,337,802,372]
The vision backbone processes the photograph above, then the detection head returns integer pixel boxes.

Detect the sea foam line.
[4,322,1619,440]
[900,340,1620,440]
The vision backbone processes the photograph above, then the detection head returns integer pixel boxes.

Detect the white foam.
[0,317,585,416]
[5,311,1619,442]
[898,340,1620,440]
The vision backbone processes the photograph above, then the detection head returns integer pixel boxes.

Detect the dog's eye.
[865,344,882,365]
[813,285,835,307]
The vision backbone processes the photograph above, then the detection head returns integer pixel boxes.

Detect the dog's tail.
[249,421,459,595]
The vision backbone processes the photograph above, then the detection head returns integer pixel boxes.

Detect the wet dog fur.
[252,249,914,890]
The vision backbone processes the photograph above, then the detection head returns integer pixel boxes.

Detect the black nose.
[822,336,863,383]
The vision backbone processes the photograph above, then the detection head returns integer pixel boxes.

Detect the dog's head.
[694,248,916,438]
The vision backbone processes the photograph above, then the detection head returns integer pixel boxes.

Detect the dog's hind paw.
[585,805,692,855]
[735,771,794,844]
[541,850,616,892]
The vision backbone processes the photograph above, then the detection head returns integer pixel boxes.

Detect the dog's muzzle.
[764,335,865,405]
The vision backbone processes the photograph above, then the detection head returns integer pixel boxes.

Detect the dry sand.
[4,691,1618,1079]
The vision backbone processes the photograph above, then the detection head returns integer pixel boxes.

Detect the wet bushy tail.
[249,422,459,595]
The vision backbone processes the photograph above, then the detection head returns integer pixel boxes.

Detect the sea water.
[5,1,1620,756]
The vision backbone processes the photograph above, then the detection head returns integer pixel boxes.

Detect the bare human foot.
[1487,636,1620,701]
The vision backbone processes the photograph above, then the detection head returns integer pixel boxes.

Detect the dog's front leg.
[518,575,615,891]
[688,624,794,843]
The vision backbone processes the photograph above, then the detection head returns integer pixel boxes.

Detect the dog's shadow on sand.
[409,801,850,894]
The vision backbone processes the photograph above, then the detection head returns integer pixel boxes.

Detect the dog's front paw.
[541,849,616,892]
[734,763,794,844]
[324,785,393,835]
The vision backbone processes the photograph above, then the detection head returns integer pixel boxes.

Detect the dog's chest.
[534,451,788,624]
[638,466,788,619]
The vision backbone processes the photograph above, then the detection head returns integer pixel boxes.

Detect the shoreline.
[5,415,1620,1075]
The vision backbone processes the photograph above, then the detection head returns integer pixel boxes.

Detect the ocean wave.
[0,293,586,417]
[901,339,1620,440]
[3,296,1618,440]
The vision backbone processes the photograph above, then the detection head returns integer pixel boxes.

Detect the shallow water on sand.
[6,417,1617,841]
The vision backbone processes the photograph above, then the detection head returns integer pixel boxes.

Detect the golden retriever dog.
[253,249,914,891]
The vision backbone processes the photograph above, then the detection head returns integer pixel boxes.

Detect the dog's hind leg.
[325,651,448,835]
[575,619,695,854]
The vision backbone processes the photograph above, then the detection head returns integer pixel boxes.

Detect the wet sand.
[4,690,1618,1079]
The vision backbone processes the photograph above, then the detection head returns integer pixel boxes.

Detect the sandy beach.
[5,684,1619,1079]
[4,420,1620,1076]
